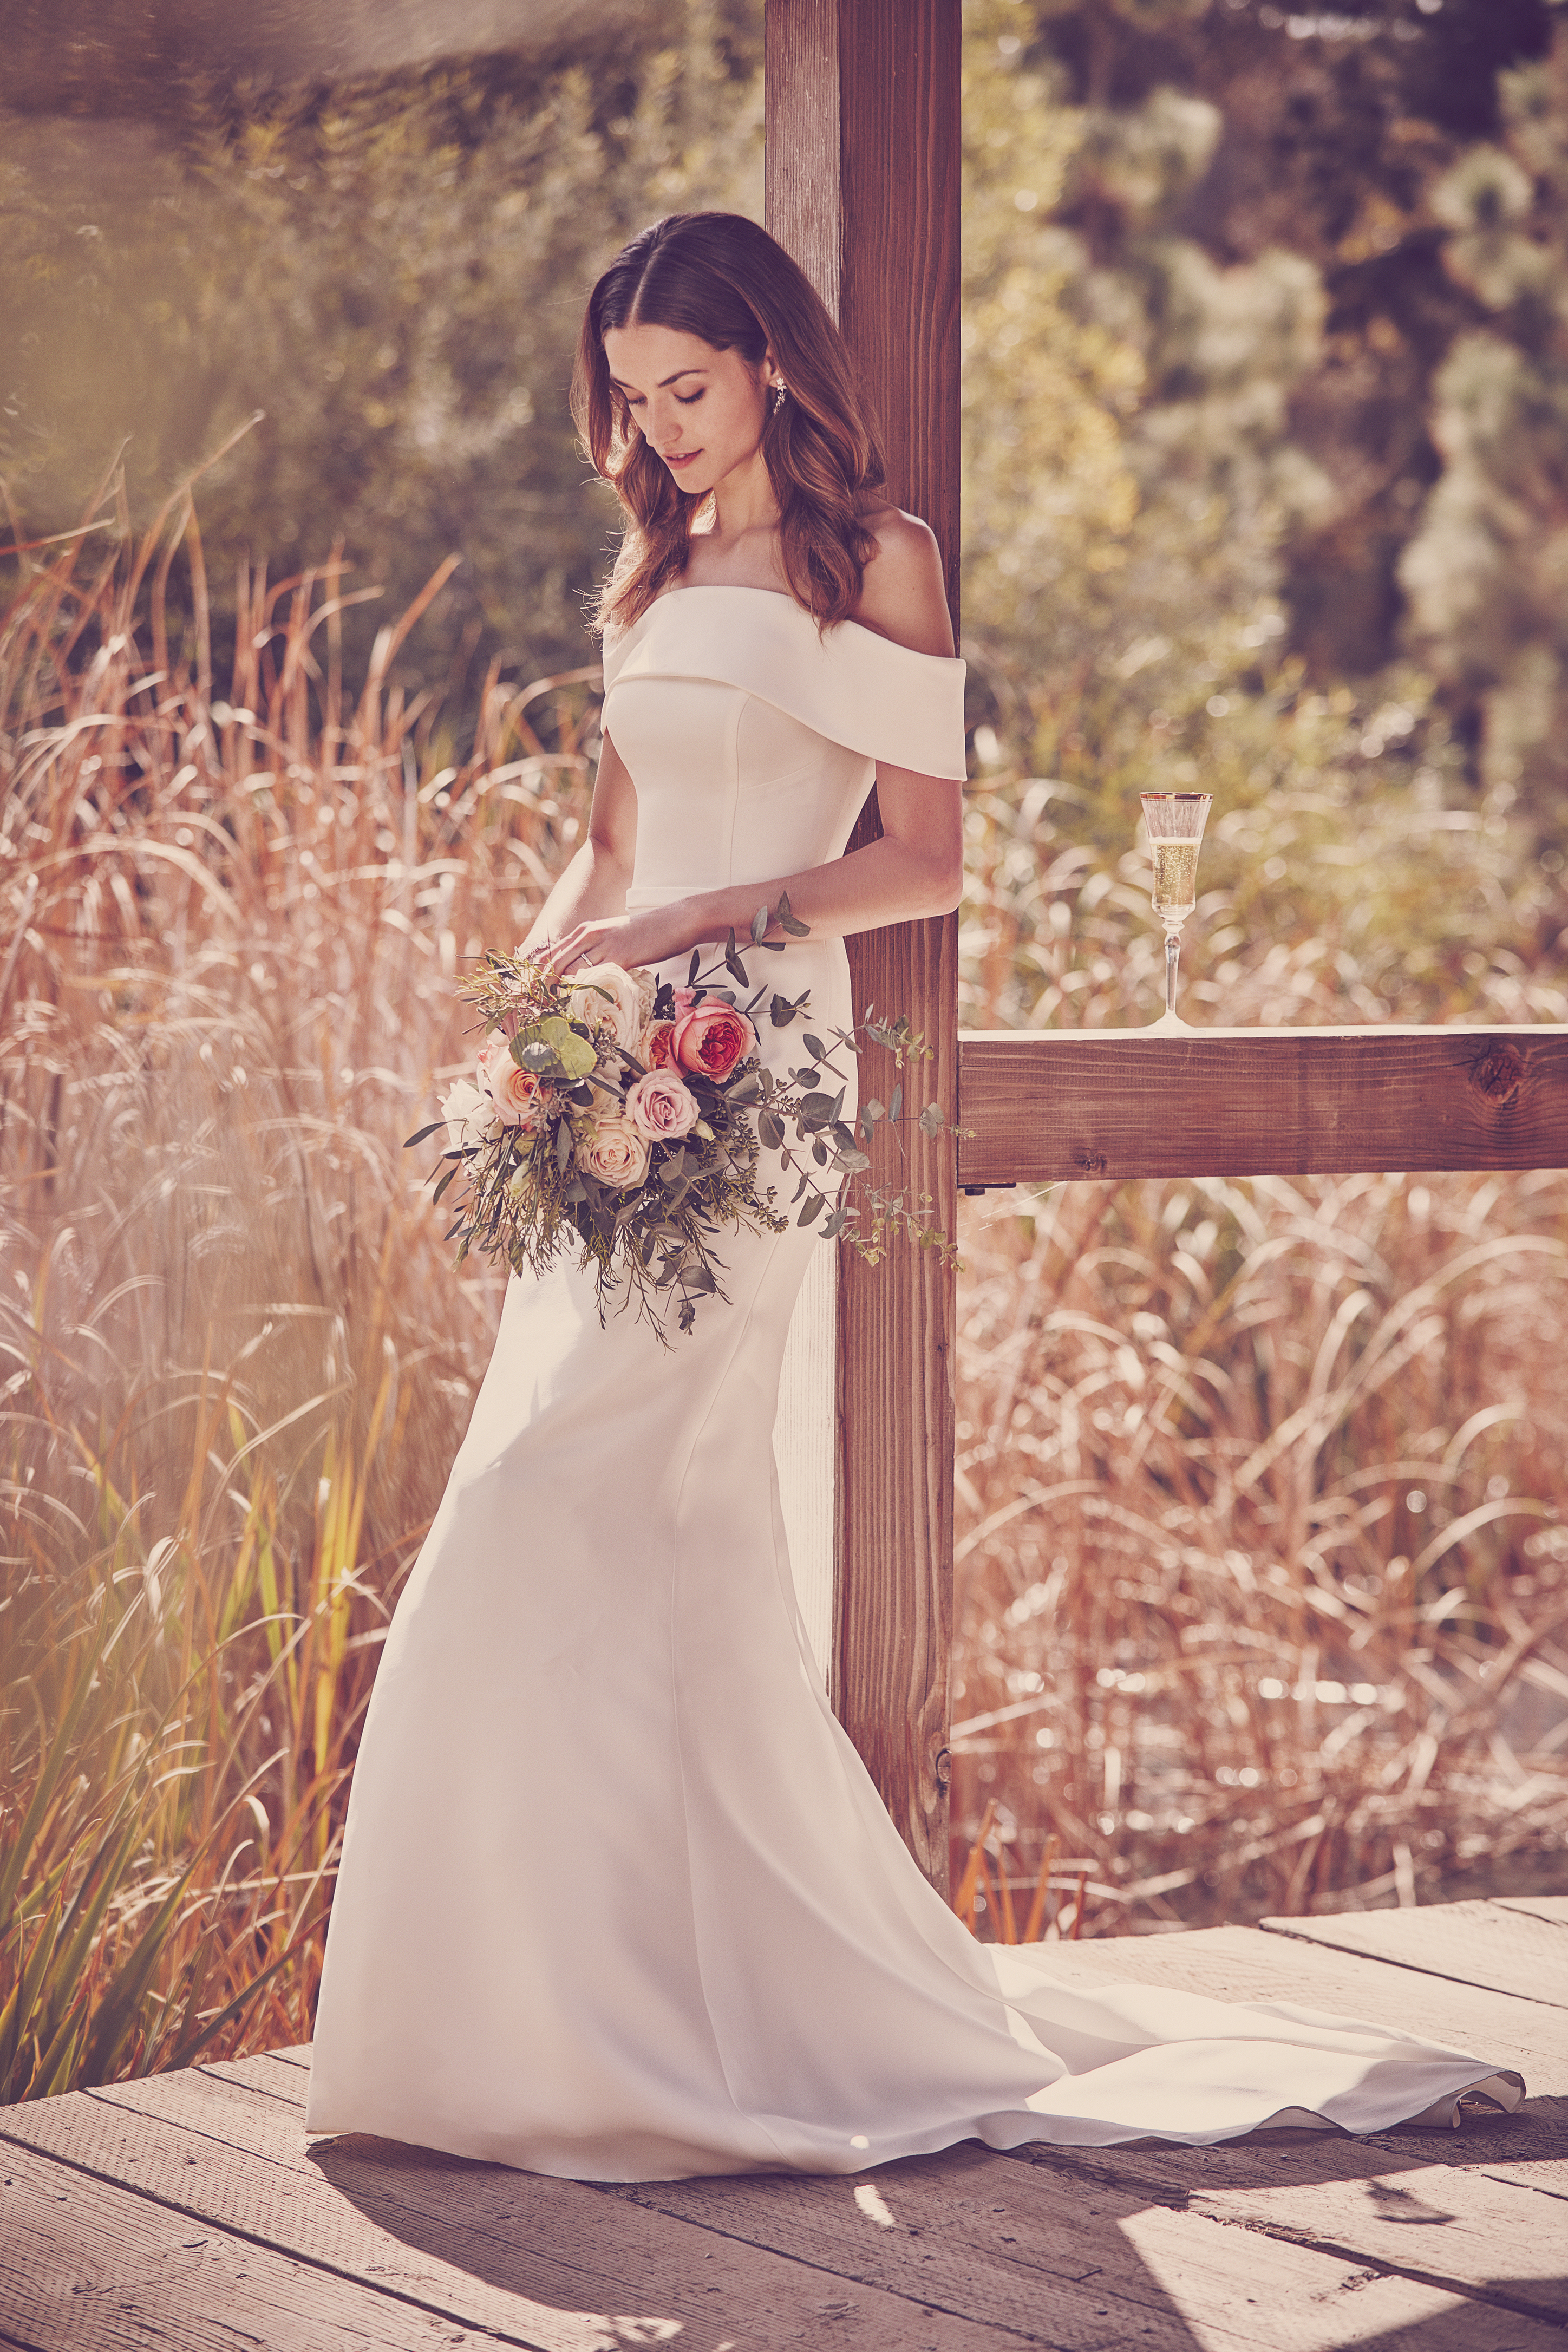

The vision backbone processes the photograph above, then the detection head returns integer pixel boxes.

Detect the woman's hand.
[533,904,688,984]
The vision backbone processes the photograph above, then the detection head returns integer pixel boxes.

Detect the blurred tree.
[1401,31,1568,819]
[0,2,761,691]
[963,0,1327,824]
[1015,0,1558,681]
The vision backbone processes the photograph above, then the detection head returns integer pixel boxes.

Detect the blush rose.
[479,1037,550,1130]
[625,1067,699,1142]
[672,999,757,1084]
[577,1114,650,1189]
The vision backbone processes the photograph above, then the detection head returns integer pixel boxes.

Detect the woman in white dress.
[304,212,1521,2178]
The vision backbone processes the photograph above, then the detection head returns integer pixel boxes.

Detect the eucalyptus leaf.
[757,1108,786,1152]
[776,890,811,938]
[520,1014,597,1082]
[403,1121,443,1149]
[797,1192,825,1226]
[770,993,799,1028]
[749,902,769,945]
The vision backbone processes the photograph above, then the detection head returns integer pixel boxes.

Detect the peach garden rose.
[672,998,757,1084]
[479,1037,551,1130]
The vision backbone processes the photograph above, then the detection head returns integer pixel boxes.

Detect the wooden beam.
[766,0,962,1887]
[957,1027,1568,1188]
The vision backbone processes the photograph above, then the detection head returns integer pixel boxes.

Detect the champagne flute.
[1141,792,1212,1029]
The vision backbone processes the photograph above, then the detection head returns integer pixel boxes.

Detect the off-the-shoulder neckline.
[608,582,960,665]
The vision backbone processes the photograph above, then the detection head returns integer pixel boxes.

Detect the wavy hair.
[572,212,886,633]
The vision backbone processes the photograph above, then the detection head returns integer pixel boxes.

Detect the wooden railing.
[958,1027,1568,1190]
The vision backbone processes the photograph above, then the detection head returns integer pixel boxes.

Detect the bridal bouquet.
[407,896,958,1336]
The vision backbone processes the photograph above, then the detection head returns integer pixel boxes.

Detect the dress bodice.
[600,586,967,905]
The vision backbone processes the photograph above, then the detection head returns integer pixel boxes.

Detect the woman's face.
[603,323,774,500]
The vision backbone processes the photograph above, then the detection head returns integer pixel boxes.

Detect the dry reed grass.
[950,761,1568,1937]
[5,468,1566,2088]
[1,463,589,2093]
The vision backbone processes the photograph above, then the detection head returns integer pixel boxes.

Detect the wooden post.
[766,0,962,1887]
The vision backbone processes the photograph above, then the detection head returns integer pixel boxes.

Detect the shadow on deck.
[2,1899,1564,2350]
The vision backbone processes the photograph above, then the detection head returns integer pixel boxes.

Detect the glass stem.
[1164,927,1181,1019]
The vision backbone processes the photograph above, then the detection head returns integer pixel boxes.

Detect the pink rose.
[672,999,757,1084]
[639,1018,680,1070]
[625,1067,699,1142]
[576,1114,650,1189]
[479,1037,550,1131]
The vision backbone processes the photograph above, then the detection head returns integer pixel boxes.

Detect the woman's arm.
[519,733,638,956]
[538,517,964,978]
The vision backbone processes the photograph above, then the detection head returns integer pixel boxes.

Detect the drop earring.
[773,378,788,414]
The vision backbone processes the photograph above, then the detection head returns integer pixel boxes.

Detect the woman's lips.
[663,449,701,472]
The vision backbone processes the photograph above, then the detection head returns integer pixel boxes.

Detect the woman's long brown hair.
[572,212,887,634]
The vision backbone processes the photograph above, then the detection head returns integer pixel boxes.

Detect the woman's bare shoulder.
[851,506,955,657]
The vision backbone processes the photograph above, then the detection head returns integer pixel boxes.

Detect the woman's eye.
[675,390,704,407]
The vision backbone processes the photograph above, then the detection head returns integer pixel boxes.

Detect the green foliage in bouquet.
[408,898,962,1338]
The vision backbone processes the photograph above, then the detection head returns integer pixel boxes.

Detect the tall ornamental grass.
[950,744,1568,1935]
[4,477,1565,2089]
[1,471,590,2094]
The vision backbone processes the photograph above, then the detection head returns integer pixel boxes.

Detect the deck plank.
[5,1907,1565,2352]
[0,2137,517,2352]
[1259,1901,1568,2008]
[1491,1896,1568,1929]
[1007,2140,1568,2324]
[611,2138,1567,2351]
[0,2072,1027,2351]
[1017,1924,1563,2098]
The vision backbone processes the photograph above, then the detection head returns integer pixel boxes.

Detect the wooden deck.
[2,1899,1563,2351]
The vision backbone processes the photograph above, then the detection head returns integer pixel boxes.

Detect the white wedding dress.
[305,586,1521,2179]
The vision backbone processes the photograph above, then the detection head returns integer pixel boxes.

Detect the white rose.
[441,1075,496,1153]
[577,1113,650,1190]
[566,961,643,1050]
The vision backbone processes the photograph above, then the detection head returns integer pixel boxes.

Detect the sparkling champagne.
[1140,791,1212,1025]
[1151,838,1199,923]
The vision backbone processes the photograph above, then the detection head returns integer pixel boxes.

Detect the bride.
[304,211,1520,2178]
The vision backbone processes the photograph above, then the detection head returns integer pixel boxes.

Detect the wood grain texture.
[1260,1900,1568,2010]
[613,2138,1566,2351]
[0,2138,478,2352]
[764,0,840,318]
[0,2068,1014,2352]
[1492,1895,1568,1929]
[995,1923,1564,2100]
[766,0,963,1889]
[957,1025,1568,1187]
